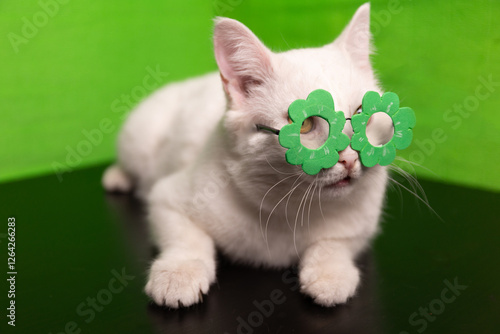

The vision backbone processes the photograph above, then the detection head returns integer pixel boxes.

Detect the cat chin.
[320,177,357,198]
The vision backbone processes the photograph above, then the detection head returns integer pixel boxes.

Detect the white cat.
[103,3,391,307]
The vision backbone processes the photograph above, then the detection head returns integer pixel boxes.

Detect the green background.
[1,0,499,191]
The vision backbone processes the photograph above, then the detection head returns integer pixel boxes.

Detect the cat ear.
[213,18,273,107]
[334,3,372,69]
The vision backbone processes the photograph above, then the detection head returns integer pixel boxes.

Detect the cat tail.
[102,164,134,193]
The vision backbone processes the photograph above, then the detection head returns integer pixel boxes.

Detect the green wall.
[1,0,499,191]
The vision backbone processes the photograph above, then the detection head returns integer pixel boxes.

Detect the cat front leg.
[145,202,216,308]
[299,239,363,306]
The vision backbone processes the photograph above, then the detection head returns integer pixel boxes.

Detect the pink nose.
[339,147,358,171]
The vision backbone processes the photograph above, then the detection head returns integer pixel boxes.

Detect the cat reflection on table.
[103,3,395,308]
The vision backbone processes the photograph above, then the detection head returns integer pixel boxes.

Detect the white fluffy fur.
[103,3,390,308]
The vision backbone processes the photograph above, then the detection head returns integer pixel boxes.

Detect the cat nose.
[338,147,358,171]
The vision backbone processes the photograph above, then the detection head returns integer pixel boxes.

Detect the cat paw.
[102,164,133,193]
[145,259,215,308]
[299,262,360,307]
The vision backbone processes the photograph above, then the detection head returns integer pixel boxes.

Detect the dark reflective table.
[1,165,499,333]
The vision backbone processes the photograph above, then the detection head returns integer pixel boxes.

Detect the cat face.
[214,4,389,206]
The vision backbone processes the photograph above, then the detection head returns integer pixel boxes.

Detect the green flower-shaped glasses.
[256,89,415,175]
[278,90,350,175]
[351,91,416,167]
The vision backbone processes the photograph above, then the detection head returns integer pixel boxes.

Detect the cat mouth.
[324,176,352,188]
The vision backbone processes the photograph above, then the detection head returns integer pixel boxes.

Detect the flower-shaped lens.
[350,91,416,167]
[278,89,349,175]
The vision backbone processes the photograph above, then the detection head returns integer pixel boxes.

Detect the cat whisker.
[386,173,404,210]
[393,156,438,177]
[301,180,315,227]
[280,32,291,49]
[285,173,306,232]
[259,173,302,242]
[264,175,306,250]
[387,164,431,217]
[264,154,297,175]
[388,164,428,204]
[318,184,327,225]
[293,180,315,258]
[388,176,444,222]
[299,180,315,228]
[307,177,319,235]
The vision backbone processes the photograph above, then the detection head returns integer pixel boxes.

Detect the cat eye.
[355,104,373,126]
[288,116,314,134]
[355,105,362,114]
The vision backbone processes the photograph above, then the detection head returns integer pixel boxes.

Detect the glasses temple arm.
[255,124,280,135]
